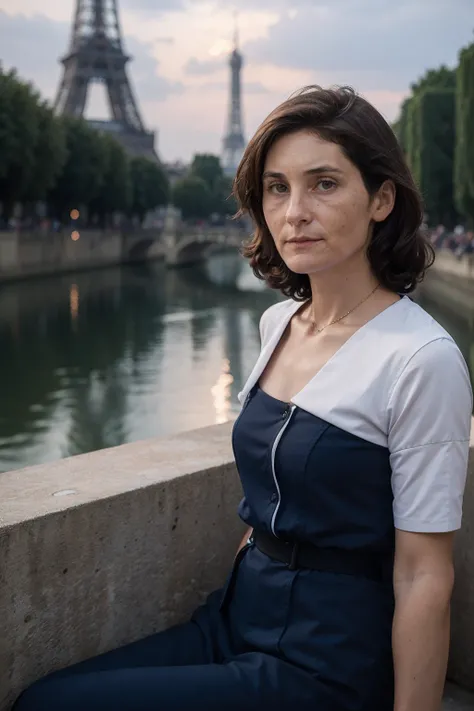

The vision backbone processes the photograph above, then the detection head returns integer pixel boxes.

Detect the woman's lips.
[287,237,323,245]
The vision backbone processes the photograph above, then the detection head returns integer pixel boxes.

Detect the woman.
[14,86,472,711]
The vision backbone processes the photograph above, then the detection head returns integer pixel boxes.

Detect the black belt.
[252,530,392,583]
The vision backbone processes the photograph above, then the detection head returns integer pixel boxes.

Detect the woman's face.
[261,130,394,276]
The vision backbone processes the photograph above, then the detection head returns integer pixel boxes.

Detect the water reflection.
[0,253,278,473]
[0,253,472,474]
[211,358,234,425]
[69,283,80,322]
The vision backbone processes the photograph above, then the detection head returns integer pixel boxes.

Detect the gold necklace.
[309,284,380,334]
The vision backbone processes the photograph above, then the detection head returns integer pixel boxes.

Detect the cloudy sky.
[0,0,473,162]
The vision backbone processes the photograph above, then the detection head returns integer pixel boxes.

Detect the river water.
[0,252,471,474]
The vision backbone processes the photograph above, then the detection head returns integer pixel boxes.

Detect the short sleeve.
[387,337,472,532]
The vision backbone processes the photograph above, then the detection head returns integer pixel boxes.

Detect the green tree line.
[0,66,169,226]
[0,66,237,228]
[393,41,474,228]
[170,153,237,221]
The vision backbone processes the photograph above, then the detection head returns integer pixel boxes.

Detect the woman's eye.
[268,183,288,194]
[317,179,336,192]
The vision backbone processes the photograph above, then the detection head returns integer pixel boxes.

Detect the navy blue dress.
[222,384,395,710]
[13,297,472,711]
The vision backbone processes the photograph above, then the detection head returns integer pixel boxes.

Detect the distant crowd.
[429,225,474,257]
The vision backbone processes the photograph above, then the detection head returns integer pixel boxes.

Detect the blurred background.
[0,0,473,473]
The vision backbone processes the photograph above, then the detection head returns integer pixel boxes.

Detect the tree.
[88,134,131,227]
[407,89,458,226]
[394,65,456,157]
[0,68,42,220]
[47,117,108,222]
[213,174,237,216]
[22,101,67,206]
[394,64,459,227]
[455,42,474,226]
[171,175,212,220]
[129,157,169,224]
[188,154,237,217]
[393,98,411,153]
[409,65,456,94]
[405,96,420,179]
[190,154,224,193]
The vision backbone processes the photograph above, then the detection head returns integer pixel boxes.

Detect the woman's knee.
[13,677,57,711]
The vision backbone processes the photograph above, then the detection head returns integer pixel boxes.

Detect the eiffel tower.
[54,0,157,161]
[222,17,245,176]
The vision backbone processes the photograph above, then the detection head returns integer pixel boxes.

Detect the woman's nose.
[285,193,311,226]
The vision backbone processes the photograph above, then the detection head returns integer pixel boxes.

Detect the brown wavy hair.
[234,85,434,300]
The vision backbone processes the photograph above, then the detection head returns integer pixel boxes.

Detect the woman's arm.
[235,527,253,556]
[392,528,456,711]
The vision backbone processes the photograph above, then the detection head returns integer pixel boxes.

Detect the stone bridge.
[0,219,246,285]
[122,209,247,268]
[163,225,245,267]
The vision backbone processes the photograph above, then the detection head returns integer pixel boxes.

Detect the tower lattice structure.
[54,0,157,160]
[222,20,245,176]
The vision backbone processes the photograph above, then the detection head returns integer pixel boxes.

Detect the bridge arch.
[168,232,242,267]
[126,237,155,262]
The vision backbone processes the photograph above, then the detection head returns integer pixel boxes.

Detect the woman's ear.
[372,180,396,223]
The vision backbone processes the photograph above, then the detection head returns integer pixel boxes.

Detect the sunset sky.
[0,0,473,162]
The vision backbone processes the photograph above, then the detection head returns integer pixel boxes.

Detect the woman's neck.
[306,261,383,328]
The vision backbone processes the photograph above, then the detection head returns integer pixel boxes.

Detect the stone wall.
[427,256,474,689]
[432,250,474,281]
[1,421,473,710]
[0,226,245,280]
[450,427,474,689]
[0,229,164,283]
[417,250,474,318]
[0,423,244,711]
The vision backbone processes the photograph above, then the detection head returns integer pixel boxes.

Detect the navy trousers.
[12,591,320,711]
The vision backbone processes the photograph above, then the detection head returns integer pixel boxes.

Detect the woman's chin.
[285,255,329,275]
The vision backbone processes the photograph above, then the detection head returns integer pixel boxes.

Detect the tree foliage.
[455,42,474,226]
[407,89,457,226]
[410,65,456,94]
[393,98,411,153]
[89,134,132,226]
[171,175,212,220]
[175,154,236,220]
[190,154,223,193]
[22,101,67,204]
[129,156,169,224]
[0,66,170,226]
[395,65,456,156]
[0,68,42,219]
[48,117,110,221]
[394,64,460,227]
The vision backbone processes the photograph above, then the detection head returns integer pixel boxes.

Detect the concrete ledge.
[0,423,244,711]
[432,250,474,281]
[449,425,474,690]
[1,421,474,709]
[418,250,474,320]
[443,682,474,710]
